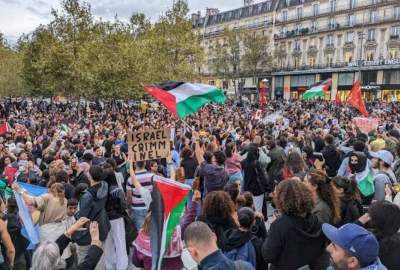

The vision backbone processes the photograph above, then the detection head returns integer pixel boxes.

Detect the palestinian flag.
[355,166,375,197]
[144,81,225,118]
[303,79,332,100]
[150,175,190,270]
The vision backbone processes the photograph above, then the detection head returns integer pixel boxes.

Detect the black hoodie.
[262,214,325,270]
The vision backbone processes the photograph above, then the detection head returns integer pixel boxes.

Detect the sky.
[0,0,246,44]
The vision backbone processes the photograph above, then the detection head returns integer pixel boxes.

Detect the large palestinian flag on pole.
[150,175,191,270]
[303,79,332,100]
[144,81,225,118]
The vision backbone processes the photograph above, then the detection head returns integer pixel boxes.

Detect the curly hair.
[201,191,236,222]
[274,180,314,217]
[307,169,342,224]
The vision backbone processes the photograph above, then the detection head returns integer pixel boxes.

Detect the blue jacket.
[327,259,388,270]
[199,250,254,270]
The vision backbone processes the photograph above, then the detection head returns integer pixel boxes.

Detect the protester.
[31,218,102,270]
[304,169,342,225]
[356,201,400,270]
[332,176,363,226]
[323,223,387,270]
[199,191,238,248]
[184,221,254,270]
[262,180,325,270]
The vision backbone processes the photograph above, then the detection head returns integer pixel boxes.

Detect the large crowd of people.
[0,97,398,270]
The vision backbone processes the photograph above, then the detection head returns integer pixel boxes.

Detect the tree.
[0,33,24,96]
[242,32,272,92]
[148,0,203,82]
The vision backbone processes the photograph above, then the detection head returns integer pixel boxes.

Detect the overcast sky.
[0,0,246,43]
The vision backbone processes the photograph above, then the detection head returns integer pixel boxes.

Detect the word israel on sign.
[353,117,379,134]
[128,128,171,161]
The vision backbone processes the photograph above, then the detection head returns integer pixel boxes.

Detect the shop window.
[291,74,315,87]
[362,70,377,85]
[338,72,355,85]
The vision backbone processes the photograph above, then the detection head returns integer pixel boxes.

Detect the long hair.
[49,182,65,206]
[307,169,342,224]
[274,180,314,217]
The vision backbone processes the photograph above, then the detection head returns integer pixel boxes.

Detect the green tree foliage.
[15,0,203,99]
[242,32,272,83]
[0,33,24,96]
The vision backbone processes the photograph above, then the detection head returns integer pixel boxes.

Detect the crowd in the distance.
[0,98,398,270]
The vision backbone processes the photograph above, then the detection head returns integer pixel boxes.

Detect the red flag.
[260,95,266,113]
[346,80,368,117]
[0,121,10,135]
[335,93,341,106]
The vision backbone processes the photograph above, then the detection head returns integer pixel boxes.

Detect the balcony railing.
[275,0,397,24]
[275,15,399,40]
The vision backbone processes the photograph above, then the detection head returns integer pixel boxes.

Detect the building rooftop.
[193,0,317,28]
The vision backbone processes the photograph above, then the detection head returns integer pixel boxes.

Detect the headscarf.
[349,151,367,174]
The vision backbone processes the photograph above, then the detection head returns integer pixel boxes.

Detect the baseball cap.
[377,150,394,166]
[322,223,379,266]
[370,150,394,166]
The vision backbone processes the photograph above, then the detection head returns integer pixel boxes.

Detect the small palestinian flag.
[144,81,225,118]
[150,175,190,270]
[355,166,375,197]
[303,79,332,100]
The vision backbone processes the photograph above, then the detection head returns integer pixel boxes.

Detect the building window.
[389,49,398,59]
[330,0,337,12]
[338,72,355,85]
[296,24,302,33]
[350,0,356,9]
[326,55,333,66]
[282,10,288,22]
[294,40,301,50]
[345,52,353,63]
[294,57,299,69]
[329,17,336,29]
[348,14,355,26]
[367,29,376,41]
[313,4,319,16]
[369,10,377,23]
[297,7,303,19]
[346,32,354,43]
[392,26,400,36]
[371,0,381,4]
[308,57,316,67]
[312,20,318,31]
[327,34,334,46]
[384,70,400,84]
[366,51,374,61]
[395,7,400,20]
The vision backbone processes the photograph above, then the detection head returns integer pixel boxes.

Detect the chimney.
[206,8,219,16]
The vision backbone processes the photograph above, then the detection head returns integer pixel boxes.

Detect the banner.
[128,128,171,161]
[353,117,379,134]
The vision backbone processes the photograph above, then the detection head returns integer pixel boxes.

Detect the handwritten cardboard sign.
[353,117,379,134]
[128,128,171,161]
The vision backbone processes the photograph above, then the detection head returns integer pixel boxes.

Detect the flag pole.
[179,118,193,131]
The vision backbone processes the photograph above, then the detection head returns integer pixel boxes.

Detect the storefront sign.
[128,128,171,161]
[353,117,379,134]
[348,59,400,67]
[361,85,380,91]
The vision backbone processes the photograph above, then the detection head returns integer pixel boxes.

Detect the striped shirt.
[127,170,154,210]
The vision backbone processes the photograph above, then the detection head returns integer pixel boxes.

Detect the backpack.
[224,241,256,268]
